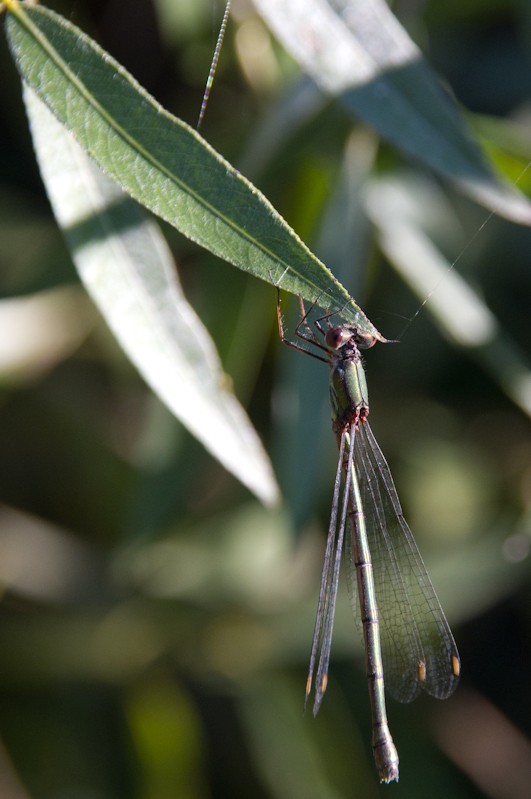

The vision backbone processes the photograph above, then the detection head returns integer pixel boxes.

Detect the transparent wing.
[347,422,460,703]
[306,431,352,715]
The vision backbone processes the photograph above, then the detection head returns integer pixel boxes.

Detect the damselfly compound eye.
[355,331,378,349]
[325,326,354,349]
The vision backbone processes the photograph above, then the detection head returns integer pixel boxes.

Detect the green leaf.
[24,86,279,506]
[253,0,531,226]
[4,2,380,338]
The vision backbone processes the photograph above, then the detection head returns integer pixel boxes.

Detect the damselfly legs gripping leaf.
[276,293,460,783]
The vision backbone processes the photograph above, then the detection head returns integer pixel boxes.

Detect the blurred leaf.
[0,286,93,383]
[127,679,206,799]
[252,0,531,225]
[4,2,380,336]
[24,87,279,506]
[0,504,100,603]
[364,174,531,418]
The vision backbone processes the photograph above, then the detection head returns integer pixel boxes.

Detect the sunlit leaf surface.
[25,87,279,506]
[5,2,378,335]
[253,0,531,225]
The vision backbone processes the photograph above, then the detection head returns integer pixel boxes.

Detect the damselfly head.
[325,325,380,351]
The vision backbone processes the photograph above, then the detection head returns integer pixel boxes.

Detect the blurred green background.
[1,0,531,797]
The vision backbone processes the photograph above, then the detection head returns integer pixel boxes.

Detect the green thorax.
[328,340,369,435]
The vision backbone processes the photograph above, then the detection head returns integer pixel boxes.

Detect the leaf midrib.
[15,4,314,289]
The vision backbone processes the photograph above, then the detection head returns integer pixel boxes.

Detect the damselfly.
[277,293,460,783]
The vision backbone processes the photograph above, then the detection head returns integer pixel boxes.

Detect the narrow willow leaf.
[252,0,531,226]
[24,87,279,506]
[4,2,380,338]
